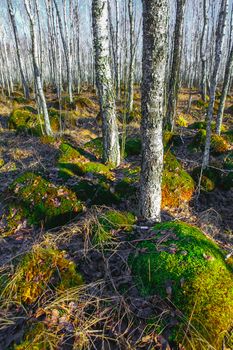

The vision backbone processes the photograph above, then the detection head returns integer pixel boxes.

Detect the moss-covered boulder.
[9,109,62,135]
[9,172,83,228]
[190,129,231,154]
[73,180,119,205]
[84,137,103,159]
[162,152,194,208]
[118,105,141,123]
[129,221,233,349]
[2,245,83,304]
[58,142,113,180]
[9,109,43,136]
[188,121,226,133]
[91,210,136,245]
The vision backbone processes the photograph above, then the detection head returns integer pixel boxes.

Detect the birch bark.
[140,0,168,223]
[92,0,120,167]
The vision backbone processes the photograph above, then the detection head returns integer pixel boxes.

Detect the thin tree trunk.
[166,0,186,130]
[140,0,168,223]
[127,0,135,114]
[200,0,209,101]
[92,0,120,167]
[202,0,228,168]
[53,0,73,103]
[7,0,30,99]
[24,0,53,136]
[216,44,233,134]
[216,4,233,135]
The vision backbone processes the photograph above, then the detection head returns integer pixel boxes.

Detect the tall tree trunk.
[92,0,120,167]
[24,0,53,136]
[53,0,73,103]
[202,0,228,168]
[216,5,233,135]
[165,0,186,130]
[7,0,30,99]
[200,0,209,102]
[140,0,168,223]
[216,44,233,134]
[127,0,135,114]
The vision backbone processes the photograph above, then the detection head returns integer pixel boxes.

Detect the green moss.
[124,138,142,156]
[129,221,233,349]
[192,167,220,192]
[9,109,61,136]
[13,323,52,349]
[0,158,4,167]
[9,109,43,136]
[73,180,119,205]
[162,152,194,208]
[176,115,188,127]
[188,121,227,133]
[58,142,113,180]
[224,130,233,143]
[20,105,37,114]
[13,96,29,104]
[92,210,136,245]
[190,130,230,154]
[9,172,83,228]
[84,137,103,158]
[118,105,141,123]
[2,246,83,305]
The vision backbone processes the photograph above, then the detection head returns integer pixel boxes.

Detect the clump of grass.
[2,243,83,305]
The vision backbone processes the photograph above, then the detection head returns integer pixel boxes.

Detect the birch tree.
[166,0,186,130]
[216,5,233,135]
[200,0,209,102]
[92,0,120,167]
[53,0,73,103]
[24,0,53,136]
[202,0,229,168]
[127,0,135,114]
[140,0,168,223]
[7,0,30,99]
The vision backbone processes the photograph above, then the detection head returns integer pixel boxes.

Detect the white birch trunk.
[92,0,120,167]
[24,0,53,136]
[140,0,168,223]
[202,0,229,168]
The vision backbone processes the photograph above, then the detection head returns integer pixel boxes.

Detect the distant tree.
[166,0,186,130]
[216,5,233,135]
[127,0,135,115]
[24,0,53,136]
[202,0,229,168]
[53,0,73,103]
[7,0,30,99]
[92,0,120,166]
[200,0,209,102]
[140,0,168,223]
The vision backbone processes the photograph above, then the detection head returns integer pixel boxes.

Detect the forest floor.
[0,88,232,350]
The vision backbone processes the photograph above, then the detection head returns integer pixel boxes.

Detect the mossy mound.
[91,210,136,245]
[224,130,233,143]
[115,166,140,199]
[9,109,61,135]
[58,142,113,180]
[118,105,141,123]
[84,137,103,158]
[129,221,233,349]
[192,167,219,192]
[20,105,37,114]
[162,152,194,208]
[190,129,231,154]
[73,180,119,205]
[9,109,43,136]
[2,245,83,304]
[9,172,83,228]
[188,121,226,132]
